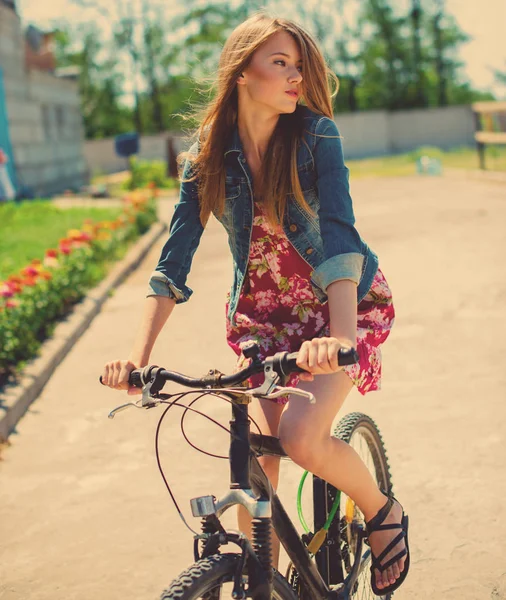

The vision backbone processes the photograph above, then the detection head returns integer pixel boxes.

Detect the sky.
[16,0,506,99]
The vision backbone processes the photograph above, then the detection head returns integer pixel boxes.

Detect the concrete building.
[0,0,88,198]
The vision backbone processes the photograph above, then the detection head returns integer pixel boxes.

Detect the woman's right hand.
[101,359,141,395]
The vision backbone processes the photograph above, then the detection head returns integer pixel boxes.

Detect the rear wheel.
[160,553,297,599]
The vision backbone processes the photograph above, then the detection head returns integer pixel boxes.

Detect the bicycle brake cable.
[153,390,263,535]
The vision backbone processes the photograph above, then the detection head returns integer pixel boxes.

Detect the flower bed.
[0,190,157,383]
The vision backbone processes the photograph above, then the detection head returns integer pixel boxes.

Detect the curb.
[0,220,168,442]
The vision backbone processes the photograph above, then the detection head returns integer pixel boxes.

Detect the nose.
[288,67,302,84]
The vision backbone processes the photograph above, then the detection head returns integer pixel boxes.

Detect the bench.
[472,101,506,169]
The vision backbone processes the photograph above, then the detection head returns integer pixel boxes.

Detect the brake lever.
[109,379,161,419]
[267,386,316,404]
[108,401,143,419]
[266,386,316,404]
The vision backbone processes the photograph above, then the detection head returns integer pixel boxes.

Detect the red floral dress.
[226,201,395,403]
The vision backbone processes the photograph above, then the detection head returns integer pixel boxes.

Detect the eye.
[274,59,303,73]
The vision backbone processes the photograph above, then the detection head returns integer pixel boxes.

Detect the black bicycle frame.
[229,402,341,600]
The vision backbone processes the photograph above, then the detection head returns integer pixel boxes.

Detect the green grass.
[0,200,123,280]
[347,145,506,179]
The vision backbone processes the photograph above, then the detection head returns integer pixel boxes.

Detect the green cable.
[297,470,311,533]
[297,470,342,533]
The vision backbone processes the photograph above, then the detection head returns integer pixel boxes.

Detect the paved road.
[1,176,505,600]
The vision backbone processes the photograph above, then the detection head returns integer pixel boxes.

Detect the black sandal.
[364,491,410,596]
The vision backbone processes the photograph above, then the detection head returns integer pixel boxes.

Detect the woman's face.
[238,30,303,115]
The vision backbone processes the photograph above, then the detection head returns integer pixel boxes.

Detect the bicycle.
[102,341,394,599]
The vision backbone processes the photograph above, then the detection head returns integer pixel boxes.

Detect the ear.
[237,73,246,85]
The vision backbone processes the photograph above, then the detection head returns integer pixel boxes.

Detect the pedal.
[190,495,217,517]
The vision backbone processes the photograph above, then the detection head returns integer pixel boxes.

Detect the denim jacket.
[147,107,378,325]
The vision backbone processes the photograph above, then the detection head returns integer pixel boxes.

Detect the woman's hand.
[101,359,141,395]
[296,337,348,382]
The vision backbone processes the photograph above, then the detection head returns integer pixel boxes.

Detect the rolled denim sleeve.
[311,117,364,293]
[146,145,204,304]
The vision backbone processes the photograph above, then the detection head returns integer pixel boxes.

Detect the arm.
[128,295,176,366]
[102,145,203,391]
[311,117,365,294]
[296,279,357,380]
[147,142,204,303]
[327,279,357,348]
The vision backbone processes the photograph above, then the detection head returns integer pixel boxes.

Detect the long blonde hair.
[179,12,339,226]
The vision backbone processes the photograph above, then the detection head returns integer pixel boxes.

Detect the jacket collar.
[224,121,243,156]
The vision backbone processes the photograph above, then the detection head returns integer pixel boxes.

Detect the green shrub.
[0,196,158,384]
[123,157,178,190]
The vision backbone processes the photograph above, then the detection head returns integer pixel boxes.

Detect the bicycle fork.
[190,402,273,600]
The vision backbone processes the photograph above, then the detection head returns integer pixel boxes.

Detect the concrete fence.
[84,104,477,175]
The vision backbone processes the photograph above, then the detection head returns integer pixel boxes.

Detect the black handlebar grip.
[128,369,144,388]
[98,369,145,387]
[285,347,359,372]
[337,347,360,366]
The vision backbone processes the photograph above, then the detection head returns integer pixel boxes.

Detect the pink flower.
[0,287,14,298]
[21,266,39,277]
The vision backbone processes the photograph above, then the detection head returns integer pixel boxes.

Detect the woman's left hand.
[296,337,347,382]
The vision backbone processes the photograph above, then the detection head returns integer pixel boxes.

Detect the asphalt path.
[1,175,505,600]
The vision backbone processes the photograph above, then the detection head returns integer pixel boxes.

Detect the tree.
[53,24,132,139]
[428,0,470,106]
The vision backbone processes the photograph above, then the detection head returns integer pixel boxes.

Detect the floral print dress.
[226,201,395,403]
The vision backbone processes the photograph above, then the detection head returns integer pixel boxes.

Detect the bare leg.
[237,396,284,568]
[278,371,407,590]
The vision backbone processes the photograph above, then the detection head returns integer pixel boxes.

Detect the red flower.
[59,239,72,254]
[6,281,22,294]
[6,299,19,309]
[21,266,39,277]
[45,249,59,258]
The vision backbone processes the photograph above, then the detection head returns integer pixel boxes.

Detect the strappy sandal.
[364,491,410,596]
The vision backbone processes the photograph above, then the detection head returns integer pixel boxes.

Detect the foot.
[367,497,407,590]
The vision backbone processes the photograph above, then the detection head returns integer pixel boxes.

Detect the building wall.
[83,105,477,175]
[0,3,88,197]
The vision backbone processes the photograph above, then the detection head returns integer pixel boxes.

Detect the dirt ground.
[1,175,505,600]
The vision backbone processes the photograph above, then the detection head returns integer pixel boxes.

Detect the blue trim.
[0,67,17,197]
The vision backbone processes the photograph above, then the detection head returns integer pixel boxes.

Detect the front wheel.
[160,553,297,599]
[334,412,394,599]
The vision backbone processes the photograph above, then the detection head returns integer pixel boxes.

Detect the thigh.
[279,370,354,440]
[249,396,285,437]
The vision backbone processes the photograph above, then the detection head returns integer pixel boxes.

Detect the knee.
[278,421,323,473]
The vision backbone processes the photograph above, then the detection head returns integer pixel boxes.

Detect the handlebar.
[99,346,359,392]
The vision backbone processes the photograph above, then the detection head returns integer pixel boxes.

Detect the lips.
[285,90,299,98]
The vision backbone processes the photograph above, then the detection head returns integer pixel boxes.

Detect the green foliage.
[0,200,158,382]
[346,145,506,178]
[57,0,496,138]
[0,201,123,280]
[123,158,177,191]
[54,23,134,139]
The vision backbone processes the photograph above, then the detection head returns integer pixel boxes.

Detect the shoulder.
[298,106,340,147]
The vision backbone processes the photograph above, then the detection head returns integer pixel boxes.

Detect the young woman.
[102,13,410,596]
